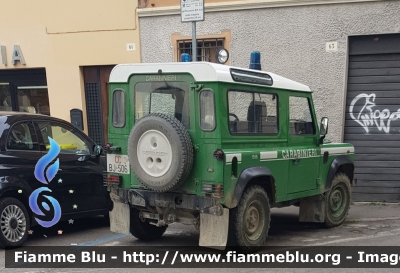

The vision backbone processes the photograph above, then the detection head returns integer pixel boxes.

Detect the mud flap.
[109,192,130,235]
[299,195,326,223]
[199,207,229,250]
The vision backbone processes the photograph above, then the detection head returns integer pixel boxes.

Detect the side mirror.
[94,145,103,156]
[319,117,329,144]
[320,117,329,136]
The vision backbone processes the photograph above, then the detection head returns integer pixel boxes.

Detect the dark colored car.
[0,112,109,248]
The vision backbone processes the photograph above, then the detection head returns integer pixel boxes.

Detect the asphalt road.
[1,204,400,273]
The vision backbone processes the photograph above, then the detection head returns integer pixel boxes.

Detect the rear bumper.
[110,187,220,211]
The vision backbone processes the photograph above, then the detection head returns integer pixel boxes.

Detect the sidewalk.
[346,202,400,222]
[269,202,400,247]
[270,202,400,222]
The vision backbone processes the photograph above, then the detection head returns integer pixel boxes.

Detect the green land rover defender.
[104,54,355,253]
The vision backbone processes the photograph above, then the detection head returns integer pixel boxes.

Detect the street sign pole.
[192,21,197,62]
[180,0,204,62]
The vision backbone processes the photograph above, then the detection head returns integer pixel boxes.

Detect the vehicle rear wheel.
[0,197,30,248]
[128,113,193,192]
[129,208,167,241]
[324,173,351,227]
[228,186,270,253]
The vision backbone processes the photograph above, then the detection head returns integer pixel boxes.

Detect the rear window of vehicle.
[134,81,190,128]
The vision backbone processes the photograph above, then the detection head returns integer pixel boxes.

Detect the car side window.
[199,89,216,131]
[7,121,38,151]
[112,89,125,128]
[228,90,278,134]
[37,122,90,154]
[289,96,315,135]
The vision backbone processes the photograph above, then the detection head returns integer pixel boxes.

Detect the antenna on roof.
[249,51,261,71]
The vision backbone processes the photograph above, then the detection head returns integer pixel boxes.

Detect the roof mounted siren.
[249,51,261,70]
[180,53,190,62]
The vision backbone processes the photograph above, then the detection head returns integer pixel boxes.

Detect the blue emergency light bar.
[249,51,261,70]
[180,53,190,62]
[230,51,272,86]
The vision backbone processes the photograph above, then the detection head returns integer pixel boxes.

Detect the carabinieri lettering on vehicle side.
[282,149,317,159]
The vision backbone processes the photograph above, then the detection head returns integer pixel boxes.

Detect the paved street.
[1,203,400,272]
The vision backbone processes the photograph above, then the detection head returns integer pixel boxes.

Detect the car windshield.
[134,81,190,128]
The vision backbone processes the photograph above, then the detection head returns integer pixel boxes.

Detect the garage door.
[344,34,400,202]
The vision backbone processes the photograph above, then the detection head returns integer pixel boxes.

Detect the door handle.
[292,158,300,163]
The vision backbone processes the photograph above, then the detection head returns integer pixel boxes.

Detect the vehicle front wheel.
[228,185,271,253]
[324,173,351,227]
[129,208,167,241]
[0,197,30,249]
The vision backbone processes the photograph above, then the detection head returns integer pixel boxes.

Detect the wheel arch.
[0,189,32,225]
[325,155,354,191]
[228,166,276,209]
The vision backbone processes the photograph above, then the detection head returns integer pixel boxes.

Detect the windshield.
[134,81,190,128]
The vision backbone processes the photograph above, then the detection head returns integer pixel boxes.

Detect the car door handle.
[292,158,300,163]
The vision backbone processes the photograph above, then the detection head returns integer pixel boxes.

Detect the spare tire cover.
[128,113,193,192]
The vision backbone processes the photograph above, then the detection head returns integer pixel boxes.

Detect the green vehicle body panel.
[106,67,355,210]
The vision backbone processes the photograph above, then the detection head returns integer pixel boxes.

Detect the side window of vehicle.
[228,90,278,134]
[289,96,315,135]
[37,122,90,154]
[7,121,38,151]
[112,89,125,128]
[199,89,216,131]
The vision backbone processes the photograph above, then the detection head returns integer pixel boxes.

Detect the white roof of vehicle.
[109,62,311,92]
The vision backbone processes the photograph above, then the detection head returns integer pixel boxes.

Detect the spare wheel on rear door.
[128,113,193,192]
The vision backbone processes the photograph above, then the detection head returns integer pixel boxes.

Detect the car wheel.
[0,197,30,248]
[228,186,270,253]
[324,173,351,227]
[129,207,167,241]
[128,113,193,192]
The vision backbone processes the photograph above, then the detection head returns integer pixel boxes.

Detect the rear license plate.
[107,154,130,174]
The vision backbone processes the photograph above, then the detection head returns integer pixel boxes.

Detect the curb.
[346,217,400,223]
[353,202,400,206]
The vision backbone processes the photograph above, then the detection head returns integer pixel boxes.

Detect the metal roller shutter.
[344,34,400,202]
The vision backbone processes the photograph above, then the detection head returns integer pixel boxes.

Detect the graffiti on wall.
[349,93,400,133]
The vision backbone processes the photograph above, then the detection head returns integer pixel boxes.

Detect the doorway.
[83,66,115,145]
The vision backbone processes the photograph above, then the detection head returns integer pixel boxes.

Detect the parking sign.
[181,0,204,22]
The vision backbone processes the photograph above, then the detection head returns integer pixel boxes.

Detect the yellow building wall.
[0,0,141,132]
